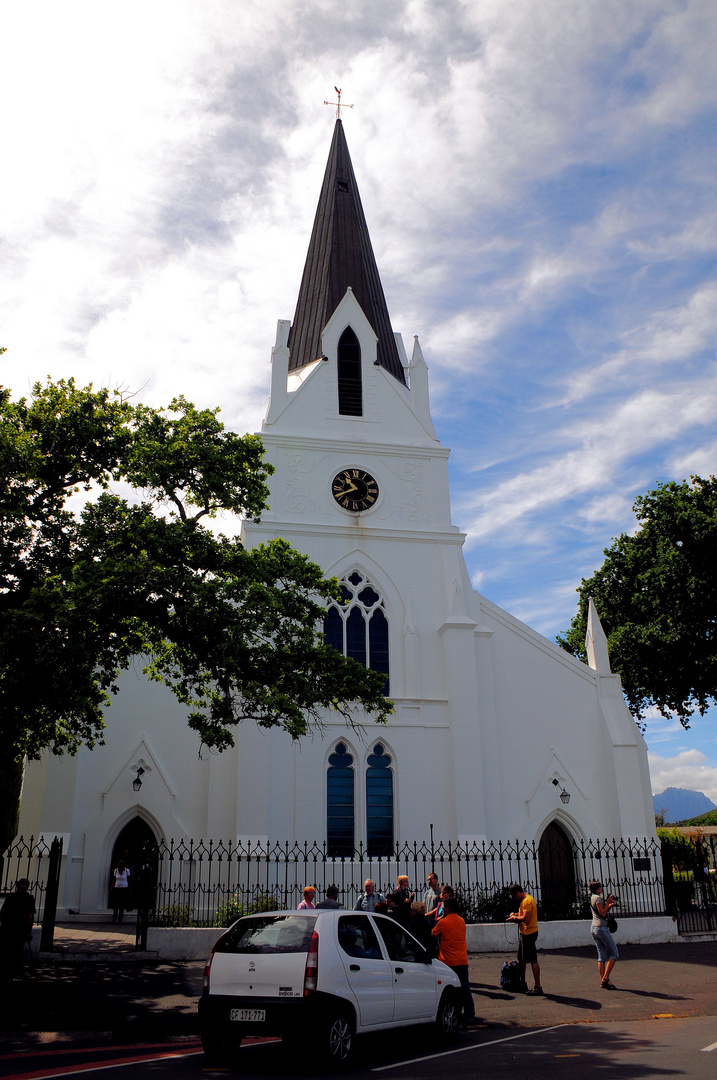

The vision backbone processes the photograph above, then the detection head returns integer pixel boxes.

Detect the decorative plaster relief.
[283,453,328,515]
[379,460,426,523]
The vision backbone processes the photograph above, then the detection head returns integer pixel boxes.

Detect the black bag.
[607,915,618,933]
[500,959,524,991]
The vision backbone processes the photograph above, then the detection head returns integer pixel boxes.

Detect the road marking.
[4,1048,203,1080]
[372,1024,566,1071]
[0,1042,200,1064]
[701,1041,717,1052]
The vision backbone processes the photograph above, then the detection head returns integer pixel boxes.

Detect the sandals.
[525,986,544,995]
[601,979,616,989]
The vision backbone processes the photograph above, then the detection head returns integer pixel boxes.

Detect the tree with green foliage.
[0,377,392,851]
[557,476,717,729]
[679,810,717,828]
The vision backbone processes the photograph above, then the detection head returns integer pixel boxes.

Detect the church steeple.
[288,119,406,385]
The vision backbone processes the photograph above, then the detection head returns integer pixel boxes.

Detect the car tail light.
[202,929,231,994]
[303,930,319,996]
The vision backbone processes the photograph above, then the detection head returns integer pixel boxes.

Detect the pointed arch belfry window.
[366,744,393,856]
[323,571,389,694]
[337,326,362,416]
[327,743,355,857]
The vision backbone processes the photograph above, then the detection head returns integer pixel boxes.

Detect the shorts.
[591,926,618,962]
[518,930,538,965]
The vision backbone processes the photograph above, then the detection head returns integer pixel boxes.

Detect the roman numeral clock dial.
[332,469,379,513]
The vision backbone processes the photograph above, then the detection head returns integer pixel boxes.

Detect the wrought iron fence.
[143,835,667,927]
[659,831,717,933]
[0,834,63,927]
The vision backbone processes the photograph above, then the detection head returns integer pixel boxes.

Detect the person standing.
[408,901,434,954]
[355,879,385,912]
[432,897,477,1025]
[424,872,442,924]
[390,876,414,927]
[0,879,36,979]
[589,880,619,989]
[506,882,542,995]
[315,884,344,909]
[298,886,316,909]
[110,859,131,923]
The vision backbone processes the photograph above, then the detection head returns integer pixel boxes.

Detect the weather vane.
[324,87,354,119]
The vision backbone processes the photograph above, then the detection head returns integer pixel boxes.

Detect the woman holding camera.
[589,880,619,988]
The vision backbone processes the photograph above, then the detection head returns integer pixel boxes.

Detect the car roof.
[232,910,400,923]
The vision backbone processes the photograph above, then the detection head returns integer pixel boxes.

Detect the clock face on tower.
[332,468,379,513]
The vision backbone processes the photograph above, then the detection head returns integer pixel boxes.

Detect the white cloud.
[648,750,717,805]
[2,0,717,777]
[457,377,717,546]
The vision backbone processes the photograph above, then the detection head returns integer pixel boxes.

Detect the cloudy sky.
[2,0,716,803]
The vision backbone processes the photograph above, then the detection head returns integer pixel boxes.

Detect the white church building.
[17,120,656,915]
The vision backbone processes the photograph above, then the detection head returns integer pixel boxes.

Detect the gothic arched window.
[323,571,390,694]
[327,742,355,857]
[366,744,394,856]
[337,326,362,416]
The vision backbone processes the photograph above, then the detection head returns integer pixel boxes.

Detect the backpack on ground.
[500,959,524,992]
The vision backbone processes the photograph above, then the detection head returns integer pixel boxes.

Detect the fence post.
[135,842,158,951]
[39,837,63,952]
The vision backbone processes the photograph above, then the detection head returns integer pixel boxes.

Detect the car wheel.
[435,991,460,1040]
[324,1012,354,1064]
[201,1031,240,1065]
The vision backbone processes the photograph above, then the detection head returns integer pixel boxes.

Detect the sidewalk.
[39,920,143,960]
[3,936,715,1050]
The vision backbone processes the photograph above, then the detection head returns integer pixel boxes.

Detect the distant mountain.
[653,787,717,823]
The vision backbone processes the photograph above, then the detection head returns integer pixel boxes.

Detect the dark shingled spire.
[288,119,406,384]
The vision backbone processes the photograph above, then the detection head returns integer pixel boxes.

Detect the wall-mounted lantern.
[551,777,571,804]
[132,767,145,792]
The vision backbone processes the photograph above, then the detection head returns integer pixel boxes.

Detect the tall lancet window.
[337,326,362,416]
[323,571,389,694]
[366,744,394,856]
[327,742,355,856]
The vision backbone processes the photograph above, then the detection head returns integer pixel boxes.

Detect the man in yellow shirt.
[506,882,543,995]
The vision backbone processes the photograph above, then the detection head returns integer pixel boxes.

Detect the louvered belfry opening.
[337,326,362,415]
[287,119,405,386]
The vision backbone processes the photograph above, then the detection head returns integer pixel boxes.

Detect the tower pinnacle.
[287,119,405,384]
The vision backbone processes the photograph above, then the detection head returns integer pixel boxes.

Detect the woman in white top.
[111,860,131,923]
[297,886,316,909]
[589,880,619,988]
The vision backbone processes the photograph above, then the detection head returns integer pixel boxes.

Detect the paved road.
[2,1019,716,1080]
[1,941,715,1078]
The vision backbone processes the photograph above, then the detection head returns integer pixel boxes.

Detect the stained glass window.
[327,743,355,857]
[323,571,389,694]
[366,744,393,856]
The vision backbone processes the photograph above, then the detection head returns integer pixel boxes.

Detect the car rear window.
[215,915,317,954]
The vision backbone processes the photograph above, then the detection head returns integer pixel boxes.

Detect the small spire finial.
[324,86,354,119]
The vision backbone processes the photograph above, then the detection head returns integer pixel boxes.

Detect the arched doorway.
[110,817,156,880]
[538,821,576,919]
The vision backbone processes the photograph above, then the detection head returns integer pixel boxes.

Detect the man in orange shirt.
[507,882,543,995]
[431,897,477,1024]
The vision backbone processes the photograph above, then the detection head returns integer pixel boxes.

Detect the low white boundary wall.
[465,916,678,952]
[147,916,679,961]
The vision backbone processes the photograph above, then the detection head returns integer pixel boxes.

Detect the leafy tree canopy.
[557,476,717,729]
[677,810,717,828]
[0,377,392,847]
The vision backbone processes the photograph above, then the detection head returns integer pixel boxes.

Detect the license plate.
[230,1008,266,1022]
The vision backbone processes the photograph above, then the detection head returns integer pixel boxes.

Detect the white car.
[199,908,463,1065]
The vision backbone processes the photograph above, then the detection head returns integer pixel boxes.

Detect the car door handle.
[350,964,361,971]
[395,967,404,973]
